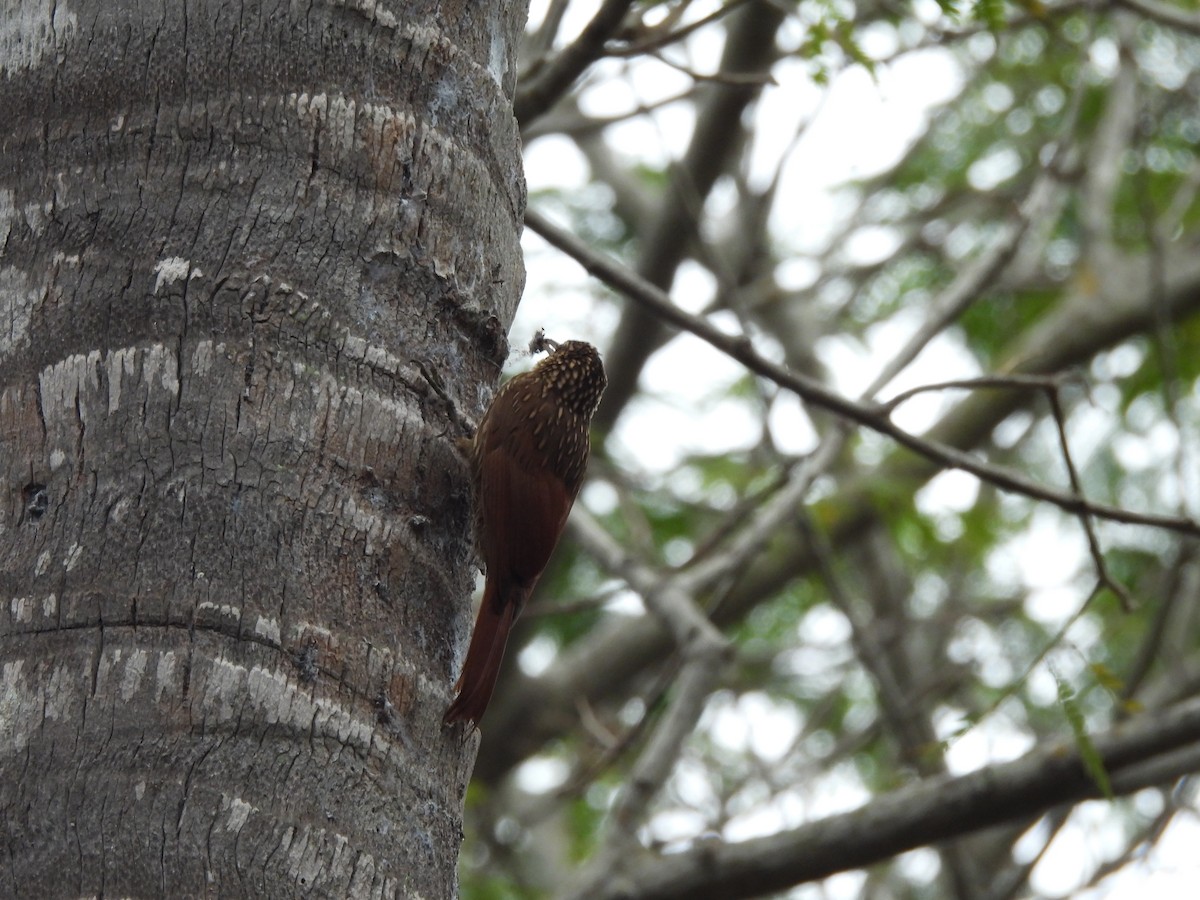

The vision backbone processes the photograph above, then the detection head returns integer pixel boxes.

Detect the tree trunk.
[0,1,526,895]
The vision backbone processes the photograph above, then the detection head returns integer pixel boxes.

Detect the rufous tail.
[443,580,522,727]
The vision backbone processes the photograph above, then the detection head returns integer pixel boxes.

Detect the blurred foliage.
[461,0,1200,897]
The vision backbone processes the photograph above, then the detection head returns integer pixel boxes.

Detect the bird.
[444,339,606,727]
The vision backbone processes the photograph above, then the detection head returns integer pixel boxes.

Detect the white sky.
[513,2,1197,896]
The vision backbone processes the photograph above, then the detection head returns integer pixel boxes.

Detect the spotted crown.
[535,340,607,418]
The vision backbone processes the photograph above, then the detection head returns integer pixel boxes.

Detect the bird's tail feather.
[443,580,522,727]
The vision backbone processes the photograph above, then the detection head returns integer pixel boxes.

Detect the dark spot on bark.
[294,642,319,683]
[452,306,507,368]
[375,689,396,726]
[23,483,48,521]
[373,578,391,605]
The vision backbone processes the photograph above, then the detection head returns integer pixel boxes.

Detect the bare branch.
[1080,21,1138,255]
[580,695,1200,900]
[561,508,732,893]
[525,0,574,65]
[516,0,640,126]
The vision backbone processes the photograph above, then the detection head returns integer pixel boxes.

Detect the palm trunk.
[0,1,527,895]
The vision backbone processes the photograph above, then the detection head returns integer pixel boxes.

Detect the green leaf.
[835,23,877,78]
[1052,666,1113,800]
[972,0,1006,30]
[1088,662,1125,696]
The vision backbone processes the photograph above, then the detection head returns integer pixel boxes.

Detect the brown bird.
[444,340,606,727]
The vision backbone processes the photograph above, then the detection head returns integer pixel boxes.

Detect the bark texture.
[0,0,527,895]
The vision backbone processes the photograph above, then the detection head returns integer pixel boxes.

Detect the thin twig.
[679,434,844,594]
[646,49,778,86]
[563,661,681,795]
[607,0,761,57]
[878,373,1080,414]
[1121,546,1197,706]
[681,466,791,569]
[943,582,1104,751]
[982,809,1070,900]
[799,514,942,772]
[1044,387,1134,611]
[683,109,1068,606]
[523,585,625,619]
[517,662,683,832]
[522,88,699,143]
[1080,797,1179,889]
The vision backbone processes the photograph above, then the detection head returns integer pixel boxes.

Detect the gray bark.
[0,0,527,895]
